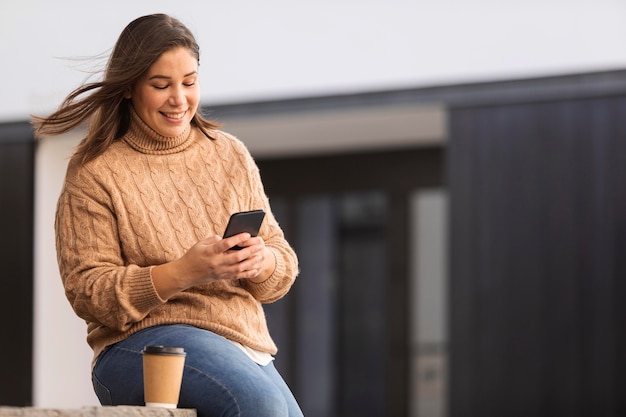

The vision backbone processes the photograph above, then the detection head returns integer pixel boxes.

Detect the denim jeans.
[92,325,303,417]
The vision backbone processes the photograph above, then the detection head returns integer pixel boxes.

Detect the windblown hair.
[32,14,220,165]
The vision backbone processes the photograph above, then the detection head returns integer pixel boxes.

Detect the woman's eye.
[154,85,168,90]
[184,82,196,87]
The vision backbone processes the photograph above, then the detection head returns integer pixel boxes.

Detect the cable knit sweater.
[55,110,298,363]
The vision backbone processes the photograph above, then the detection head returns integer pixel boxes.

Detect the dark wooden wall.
[448,95,626,417]
[0,122,35,406]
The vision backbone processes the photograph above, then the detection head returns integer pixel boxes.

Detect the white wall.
[2,0,626,122]
[34,132,97,407]
[9,0,626,408]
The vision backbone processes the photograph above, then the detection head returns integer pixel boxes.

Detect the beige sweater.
[55,111,298,363]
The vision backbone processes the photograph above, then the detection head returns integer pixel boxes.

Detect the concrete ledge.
[0,406,196,416]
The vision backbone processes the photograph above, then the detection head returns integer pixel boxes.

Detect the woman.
[33,13,302,417]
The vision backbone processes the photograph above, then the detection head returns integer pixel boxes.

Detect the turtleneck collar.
[123,107,195,155]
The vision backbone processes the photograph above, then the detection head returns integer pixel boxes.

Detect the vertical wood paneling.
[0,123,35,406]
[448,96,626,417]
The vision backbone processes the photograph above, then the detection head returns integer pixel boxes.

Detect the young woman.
[33,13,302,417]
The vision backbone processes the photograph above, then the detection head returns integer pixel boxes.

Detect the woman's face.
[128,46,200,137]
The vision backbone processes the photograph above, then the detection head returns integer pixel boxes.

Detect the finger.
[221,233,251,252]
[225,250,261,269]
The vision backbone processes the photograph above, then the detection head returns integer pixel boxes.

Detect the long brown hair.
[32,14,220,165]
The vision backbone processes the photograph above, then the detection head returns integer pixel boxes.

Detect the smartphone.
[223,209,266,250]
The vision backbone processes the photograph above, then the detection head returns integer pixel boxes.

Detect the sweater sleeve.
[55,164,166,332]
[227,137,300,303]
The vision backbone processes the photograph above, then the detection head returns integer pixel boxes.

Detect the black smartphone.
[223,209,266,250]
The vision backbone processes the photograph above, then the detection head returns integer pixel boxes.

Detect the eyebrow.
[148,71,198,80]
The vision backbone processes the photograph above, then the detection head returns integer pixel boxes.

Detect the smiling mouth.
[161,111,186,119]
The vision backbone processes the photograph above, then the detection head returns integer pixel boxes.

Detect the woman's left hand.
[230,236,275,283]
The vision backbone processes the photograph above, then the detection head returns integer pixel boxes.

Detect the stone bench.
[0,406,196,416]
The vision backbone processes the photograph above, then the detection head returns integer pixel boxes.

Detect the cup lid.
[142,345,186,356]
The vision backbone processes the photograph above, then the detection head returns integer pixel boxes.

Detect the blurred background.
[1,1,626,416]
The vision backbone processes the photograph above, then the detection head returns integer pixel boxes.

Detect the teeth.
[163,112,185,119]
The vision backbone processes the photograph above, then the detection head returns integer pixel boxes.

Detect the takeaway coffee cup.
[142,345,186,408]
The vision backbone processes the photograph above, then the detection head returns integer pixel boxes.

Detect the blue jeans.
[92,325,303,417]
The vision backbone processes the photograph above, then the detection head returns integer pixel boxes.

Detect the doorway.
[257,147,444,417]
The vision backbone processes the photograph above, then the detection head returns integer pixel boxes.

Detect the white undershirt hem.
[230,340,274,366]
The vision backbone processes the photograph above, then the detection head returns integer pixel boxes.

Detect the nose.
[169,86,187,107]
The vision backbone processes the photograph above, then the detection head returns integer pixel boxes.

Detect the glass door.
[258,147,444,416]
[267,191,388,417]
